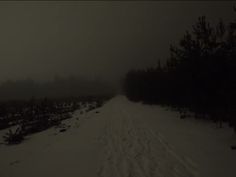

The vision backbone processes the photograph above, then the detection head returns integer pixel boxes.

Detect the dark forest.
[124,12,236,131]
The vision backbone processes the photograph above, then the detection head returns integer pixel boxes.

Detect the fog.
[0,1,234,83]
[0,3,236,176]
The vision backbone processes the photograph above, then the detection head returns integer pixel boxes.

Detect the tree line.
[0,77,115,101]
[124,12,236,131]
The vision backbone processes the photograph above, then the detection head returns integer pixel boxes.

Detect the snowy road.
[97,97,197,177]
[0,96,235,177]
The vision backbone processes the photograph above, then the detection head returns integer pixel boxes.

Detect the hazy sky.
[0,1,235,83]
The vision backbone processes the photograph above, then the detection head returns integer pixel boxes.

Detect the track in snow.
[97,97,198,177]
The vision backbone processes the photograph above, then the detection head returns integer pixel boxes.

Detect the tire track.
[97,100,198,177]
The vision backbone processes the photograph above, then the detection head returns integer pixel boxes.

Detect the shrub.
[3,127,24,145]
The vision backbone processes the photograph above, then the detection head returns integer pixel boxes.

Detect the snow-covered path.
[0,96,235,177]
[97,97,197,177]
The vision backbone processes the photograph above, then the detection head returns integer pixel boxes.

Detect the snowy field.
[0,96,236,177]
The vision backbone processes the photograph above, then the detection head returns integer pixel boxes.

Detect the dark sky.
[0,1,235,83]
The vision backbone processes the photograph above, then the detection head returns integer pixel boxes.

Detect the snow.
[0,95,236,177]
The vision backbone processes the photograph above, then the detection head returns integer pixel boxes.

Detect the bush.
[3,127,24,145]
